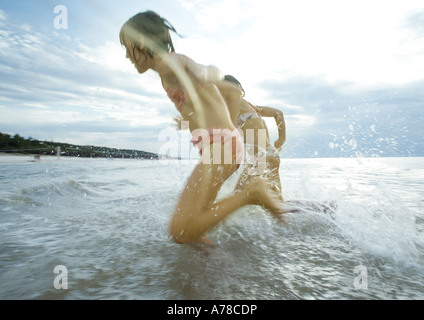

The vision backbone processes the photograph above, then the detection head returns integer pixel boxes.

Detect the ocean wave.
[1,157,423,299]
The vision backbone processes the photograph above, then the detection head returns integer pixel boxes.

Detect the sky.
[0,0,423,158]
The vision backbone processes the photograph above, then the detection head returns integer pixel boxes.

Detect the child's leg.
[234,165,251,191]
[169,145,284,244]
[235,154,282,197]
[264,156,283,201]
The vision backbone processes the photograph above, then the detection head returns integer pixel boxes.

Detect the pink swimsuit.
[161,53,195,112]
[191,128,244,166]
[160,54,243,164]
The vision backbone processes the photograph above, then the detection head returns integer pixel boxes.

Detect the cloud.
[0,9,7,21]
[178,0,250,31]
[403,10,424,38]
[179,0,424,90]
[1,1,423,157]
[0,16,177,152]
[259,75,424,157]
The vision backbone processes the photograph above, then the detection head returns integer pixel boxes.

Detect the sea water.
[0,155,423,299]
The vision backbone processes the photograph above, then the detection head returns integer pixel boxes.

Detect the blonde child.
[119,11,284,244]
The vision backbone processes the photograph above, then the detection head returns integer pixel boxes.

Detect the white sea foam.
[0,156,423,299]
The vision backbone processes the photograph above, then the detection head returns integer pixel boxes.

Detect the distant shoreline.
[0,153,162,164]
[1,132,160,160]
[1,152,422,165]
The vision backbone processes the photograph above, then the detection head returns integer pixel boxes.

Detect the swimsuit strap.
[236,112,261,128]
[191,128,244,166]
[235,101,262,128]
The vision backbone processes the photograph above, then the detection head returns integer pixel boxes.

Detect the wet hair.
[224,74,245,97]
[119,11,179,60]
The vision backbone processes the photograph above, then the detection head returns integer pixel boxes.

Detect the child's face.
[123,38,149,74]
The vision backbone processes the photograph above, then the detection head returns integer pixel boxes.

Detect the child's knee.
[169,223,194,244]
[170,232,197,245]
[171,234,187,244]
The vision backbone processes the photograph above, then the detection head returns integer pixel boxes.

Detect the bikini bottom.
[191,128,244,166]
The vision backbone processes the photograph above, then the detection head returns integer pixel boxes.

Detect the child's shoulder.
[170,52,196,65]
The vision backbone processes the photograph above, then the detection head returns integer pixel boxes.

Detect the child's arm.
[253,106,286,150]
[184,57,243,126]
[182,55,243,124]
[182,55,225,83]
[172,54,239,129]
[180,56,243,101]
[166,54,230,129]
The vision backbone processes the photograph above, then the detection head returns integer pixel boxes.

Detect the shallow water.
[0,156,423,299]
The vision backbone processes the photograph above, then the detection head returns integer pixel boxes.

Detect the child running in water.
[218,75,286,201]
[119,11,284,244]
[218,76,337,216]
